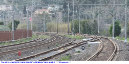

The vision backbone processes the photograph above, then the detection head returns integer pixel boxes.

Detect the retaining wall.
[0,29,32,41]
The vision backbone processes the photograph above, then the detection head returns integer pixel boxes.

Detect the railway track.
[0,36,56,55]
[0,34,73,61]
[0,33,56,50]
[0,33,118,61]
[86,37,118,61]
[0,33,55,49]
[15,37,99,61]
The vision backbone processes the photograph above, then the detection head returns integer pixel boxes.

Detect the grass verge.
[115,36,129,42]
[65,35,84,39]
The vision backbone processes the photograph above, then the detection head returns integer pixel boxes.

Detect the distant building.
[48,5,60,14]
[34,9,49,14]
[34,5,62,15]
[0,5,12,11]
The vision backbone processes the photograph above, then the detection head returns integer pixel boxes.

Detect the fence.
[0,29,32,41]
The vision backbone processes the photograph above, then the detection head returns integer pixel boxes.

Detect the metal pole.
[112,0,115,39]
[2,12,5,25]
[79,4,125,6]
[12,11,15,41]
[93,5,95,22]
[43,13,46,33]
[125,0,127,43]
[72,0,75,35]
[112,16,115,39]
[68,3,70,34]
[56,12,58,34]
[95,3,100,35]
[2,12,4,25]
[99,0,102,35]
[12,1,15,41]
[94,2,97,35]
[4,12,6,25]
[50,14,52,33]
[98,11,100,34]
[31,0,33,30]
[27,10,29,38]
[78,5,81,34]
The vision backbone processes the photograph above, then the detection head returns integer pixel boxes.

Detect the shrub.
[8,20,20,30]
[109,21,121,37]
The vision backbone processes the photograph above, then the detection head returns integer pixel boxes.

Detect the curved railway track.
[86,37,118,61]
[0,33,118,61]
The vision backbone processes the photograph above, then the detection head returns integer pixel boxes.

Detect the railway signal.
[29,17,32,22]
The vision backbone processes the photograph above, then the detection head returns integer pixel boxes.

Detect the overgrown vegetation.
[17,23,37,31]
[59,54,71,61]
[71,20,98,34]
[76,51,81,53]
[46,22,70,33]
[109,21,121,37]
[37,35,50,39]
[56,43,59,47]
[88,44,91,47]
[116,36,129,42]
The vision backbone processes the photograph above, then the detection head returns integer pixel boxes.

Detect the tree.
[8,20,20,30]
[127,22,129,37]
[109,21,121,37]
[72,20,79,33]
[81,20,91,34]
[0,22,4,25]
[23,5,27,17]
[91,20,98,34]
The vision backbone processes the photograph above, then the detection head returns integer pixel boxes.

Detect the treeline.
[71,20,98,35]
[72,20,122,37]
